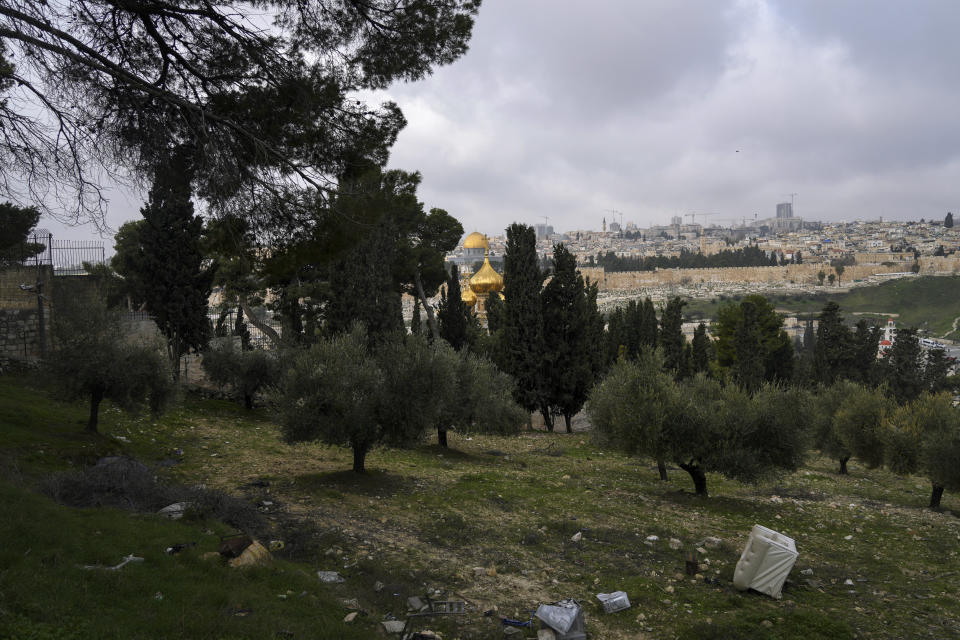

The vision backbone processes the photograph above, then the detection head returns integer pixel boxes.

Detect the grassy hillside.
[3,375,957,639]
[684,276,960,338]
[0,377,373,640]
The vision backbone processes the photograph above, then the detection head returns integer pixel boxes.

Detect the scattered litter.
[844,578,855,586]
[165,542,196,555]
[733,525,798,600]
[408,596,426,611]
[801,568,814,576]
[229,540,271,568]
[374,581,385,592]
[343,612,358,623]
[157,502,189,519]
[82,554,143,571]
[318,570,345,583]
[268,540,285,551]
[535,599,586,640]
[115,435,131,443]
[154,591,163,601]
[596,591,631,613]
[844,535,853,541]
[232,608,252,617]
[538,629,557,640]
[668,538,682,550]
[571,531,582,543]
[645,535,659,542]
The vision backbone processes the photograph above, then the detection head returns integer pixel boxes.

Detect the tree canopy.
[0,200,42,267]
[0,0,479,227]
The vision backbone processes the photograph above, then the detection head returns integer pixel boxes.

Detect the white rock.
[382,620,406,633]
[646,535,659,542]
[669,538,682,550]
[571,531,582,543]
[343,612,358,623]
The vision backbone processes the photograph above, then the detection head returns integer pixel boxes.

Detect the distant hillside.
[686,276,960,340]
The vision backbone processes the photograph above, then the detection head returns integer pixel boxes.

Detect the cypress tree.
[437,264,468,350]
[640,297,659,349]
[541,244,596,432]
[326,223,404,341]
[691,322,712,374]
[496,223,546,427]
[659,297,687,377]
[945,212,954,228]
[814,302,853,384]
[732,300,765,392]
[138,145,212,378]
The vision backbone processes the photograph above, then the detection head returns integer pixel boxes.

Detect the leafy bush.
[201,339,280,409]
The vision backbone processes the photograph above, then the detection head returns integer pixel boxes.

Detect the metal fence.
[16,232,105,275]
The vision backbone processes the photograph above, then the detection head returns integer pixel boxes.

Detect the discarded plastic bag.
[535,599,586,640]
[596,591,630,613]
[228,540,271,568]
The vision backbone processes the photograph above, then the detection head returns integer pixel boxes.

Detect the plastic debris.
[535,599,586,639]
[157,502,188,519]
[82,554,144,571]
[229,540,271,568]
[165,542,195,555]
[318,570,346,583]
[596,591,631,613]
[570,531,582,543]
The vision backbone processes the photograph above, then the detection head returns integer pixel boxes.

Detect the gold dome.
[469,252,504,294]
[461,287,477,308]
[463,231,490,250]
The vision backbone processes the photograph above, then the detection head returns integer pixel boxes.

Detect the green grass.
[2,374,960,639]
[684,276,960,338]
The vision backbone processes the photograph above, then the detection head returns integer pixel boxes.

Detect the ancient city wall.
[580,255,960,291]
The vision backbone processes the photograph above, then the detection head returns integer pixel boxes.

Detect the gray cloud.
[382,0,960,236]
[43,0,960,244]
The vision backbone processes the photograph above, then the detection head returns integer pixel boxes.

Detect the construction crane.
[604,209,624,229]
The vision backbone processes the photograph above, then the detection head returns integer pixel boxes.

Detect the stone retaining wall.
[580,255,960,291]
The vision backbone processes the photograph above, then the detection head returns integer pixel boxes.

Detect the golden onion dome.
[463,231,490,250]
[461,287,477,308]
[469,253,504,294]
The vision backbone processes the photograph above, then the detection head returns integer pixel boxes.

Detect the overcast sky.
[43,0,960,244]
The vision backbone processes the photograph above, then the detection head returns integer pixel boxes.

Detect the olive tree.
[201,341,281,410]
[833,384,892,471]
[589,352,810,496]
[49,292,172,433]
[434,345,526,448]
[279,326,455,473]
[884,393,960,510]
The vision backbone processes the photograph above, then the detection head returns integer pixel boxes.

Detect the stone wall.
[579,255,960,291]
[0,308,42,363]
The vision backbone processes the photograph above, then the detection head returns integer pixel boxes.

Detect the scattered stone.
[373,581,385,592]
[844,579,855,586]
[801,568,814,576]
[645,535,659,543]
[844,535,853,541]
[503,627,522,636]
[703,536,722,549]
[382,620,406,633]
[343,612,358,623]
[229,541,272,568]
[537,629,557,640]
[473,567,486,577]
[317,570,345,583]
[571,531,582,543]
[408,596,425,611]
[669,538,682,550]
